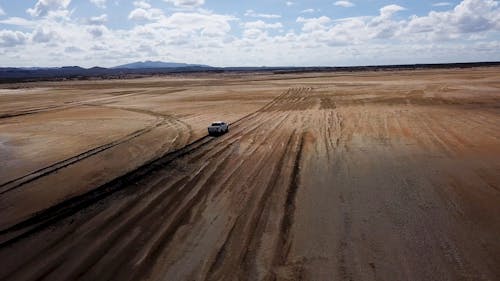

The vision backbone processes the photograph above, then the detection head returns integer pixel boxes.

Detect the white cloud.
[245,10,281,19]
[379,5,406,18]
[133,1,151,9]
[433,2,452,7]
[0,30,28,47]
[405,0,500,39]
[301,9,316,14]
[2,0,500,68]
[290,0,500,47]
[164,0,204,8]
[32,27,59,42]
[286,1,295,6]
[128,8,163,21]
[297,16,331,32]
[129,9,150,21]
[27,0,71,17]
[160,12,236,37]
[123,9,237,54]
[87,14,107,25]
[334,1,355,8]
[128,1,164,21]
[0,5,5,16]
[242,28,266,40]
[90,0,106,9]
[0,17,36,27]
[244,20,283,30]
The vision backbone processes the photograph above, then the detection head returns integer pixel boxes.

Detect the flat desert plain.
[0,68,499,281]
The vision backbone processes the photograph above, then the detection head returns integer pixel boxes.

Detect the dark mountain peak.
[61,66,85,70]
[113,61,211,69]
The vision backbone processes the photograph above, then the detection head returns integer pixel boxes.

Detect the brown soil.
[0,68,499,281]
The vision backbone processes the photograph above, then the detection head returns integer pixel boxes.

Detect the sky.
[0,0,499,67]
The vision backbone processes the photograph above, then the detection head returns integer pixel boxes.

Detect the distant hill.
[1,61,500,83]
[113,61,211,69]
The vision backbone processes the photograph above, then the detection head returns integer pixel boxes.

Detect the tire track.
[0,88,294,245]
[0,90,193,194]
[0,91,143,119]
[200,90,310,280]
[112,101,295,280]
[1,87,324,281]
[0,103,195,195]
[203,129,296,280]
[272,132,305,272]
[0,134,212,246]
[60,146,238,281]
[2,72,498,281]
[0,88,187,120]
[0,116,169,195]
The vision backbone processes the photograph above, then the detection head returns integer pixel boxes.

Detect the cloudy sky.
[0,0,499,67]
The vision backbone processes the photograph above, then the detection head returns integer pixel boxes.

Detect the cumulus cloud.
[32,27,58,43]
[334,1,355,8]
[129,9,149,20]
[124,8,237,52]
[2,0,500,67]
[286,1,295,6]
[0,5,5,16]
[245,10,281,19]
[128,1,163,22]
[297,16,331,32]
[160,12,235,37]
[129,9,163,21]
[27,0,71,17]
[164,0,204,8]
[0,30,28,47]
[405,0,500,39]
[289,0,500,47]
[90,0,106,9]
[379,4,406,18]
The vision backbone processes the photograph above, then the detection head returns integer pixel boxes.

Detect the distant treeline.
[1,62,499,83]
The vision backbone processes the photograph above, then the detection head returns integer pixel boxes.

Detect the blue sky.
[0,0,499,67]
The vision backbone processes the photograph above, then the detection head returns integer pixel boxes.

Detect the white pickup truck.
[208,121,229,136]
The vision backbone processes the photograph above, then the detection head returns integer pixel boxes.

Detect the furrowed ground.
[0,68,499,281]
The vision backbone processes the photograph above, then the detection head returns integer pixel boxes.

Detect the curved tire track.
[0,88,294,245]
[0,101,197,195]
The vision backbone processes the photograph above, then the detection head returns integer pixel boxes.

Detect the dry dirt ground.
[0,68,499,281]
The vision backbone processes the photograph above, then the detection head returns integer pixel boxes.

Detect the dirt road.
[0,70,499,280]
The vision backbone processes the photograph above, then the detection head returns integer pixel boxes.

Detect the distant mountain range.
[113,61,211,69]
[1,61,500,83]
[0,61,216,82]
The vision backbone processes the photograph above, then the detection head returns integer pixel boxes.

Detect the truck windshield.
[211,123,221,126]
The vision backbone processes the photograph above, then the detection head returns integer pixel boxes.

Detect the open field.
[0,68,499,280]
